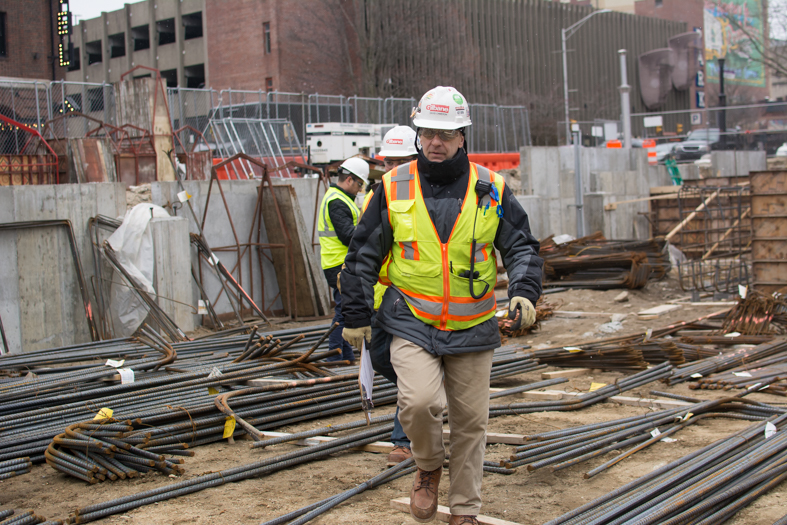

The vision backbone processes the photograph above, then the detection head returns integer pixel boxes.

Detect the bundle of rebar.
[502,394,781,476]
[543,414,787,525]
[720,289,787,335]
[691,351,787,394]
[0,509,60,525]
[540,235,670,290]
[0,457,32,481]
[666,337,787,385]
[46,422,187,483]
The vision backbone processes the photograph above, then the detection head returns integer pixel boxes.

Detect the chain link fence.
[0,80,532,155]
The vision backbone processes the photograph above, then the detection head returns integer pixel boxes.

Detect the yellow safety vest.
[318,187,360,269]
[362,188,388,310]
[382,161,504,331]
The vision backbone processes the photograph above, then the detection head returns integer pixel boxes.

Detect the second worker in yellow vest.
[318,156,368,362]
[340,86,543,525]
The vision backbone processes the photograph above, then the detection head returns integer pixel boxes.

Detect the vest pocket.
[389,199,416,241]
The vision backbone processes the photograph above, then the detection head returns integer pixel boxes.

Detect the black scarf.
[416,148,470,186]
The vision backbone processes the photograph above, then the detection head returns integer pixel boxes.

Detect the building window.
[263,22,271,54]
[87,87,105,112]
[86,40,102,64]
[655,0,663,6]
[160,68,178,88]
[185,64,205,88]
[132,25,150,51]
[68,46,80,71]
[157,18,176,46]
[266,77,273,92]
[0,12,6,57]
[183,12,203,40]
[109,33,125,58]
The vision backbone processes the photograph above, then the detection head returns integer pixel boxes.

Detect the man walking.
[318,156,369,363]
[340,86,542,524]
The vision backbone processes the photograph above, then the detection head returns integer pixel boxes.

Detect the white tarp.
[107,203,171,337]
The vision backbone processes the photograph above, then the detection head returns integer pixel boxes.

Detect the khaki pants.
[389,335,494,516]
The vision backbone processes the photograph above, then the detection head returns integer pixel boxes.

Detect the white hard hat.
[377,126,418,158]
[339,157,370,184]
[412,86,472,130]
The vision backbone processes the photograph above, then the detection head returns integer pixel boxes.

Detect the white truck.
[306,122,395,165]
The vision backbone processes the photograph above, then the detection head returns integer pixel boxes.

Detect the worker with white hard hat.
[356,125,419,467]
[317,156,369,362]
[377,125,418,172]
[340,86,543,525]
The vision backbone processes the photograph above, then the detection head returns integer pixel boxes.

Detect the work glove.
[342,325,372,349]
[508,297,536,331]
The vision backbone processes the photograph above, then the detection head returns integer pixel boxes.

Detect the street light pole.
[561,9,611,145]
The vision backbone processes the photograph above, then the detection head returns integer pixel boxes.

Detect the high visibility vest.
[318,187,360,269]
[362,189,388,310]
[382,161,503,331]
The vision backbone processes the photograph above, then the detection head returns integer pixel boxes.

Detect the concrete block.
[559,169,577,200]
[584,193,607,237]
[150,216,195,332]
[711,151,766,177]
[515,195,547,240]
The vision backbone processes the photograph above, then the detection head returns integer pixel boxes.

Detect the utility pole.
[618,49,632,149]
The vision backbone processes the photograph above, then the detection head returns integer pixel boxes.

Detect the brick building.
[0,0,67,81]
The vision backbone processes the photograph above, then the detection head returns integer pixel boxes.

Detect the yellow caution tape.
[589,382,606,392]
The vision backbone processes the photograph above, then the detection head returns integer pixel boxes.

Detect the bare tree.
[708,0,783,78]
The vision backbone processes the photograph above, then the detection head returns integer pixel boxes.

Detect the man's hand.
[509,297,536,329]
[342,326,372,349]
[336,271,342,292]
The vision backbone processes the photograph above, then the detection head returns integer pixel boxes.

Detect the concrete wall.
[0,183,126,353]
[150,176,325,318]
[519,145,671,241]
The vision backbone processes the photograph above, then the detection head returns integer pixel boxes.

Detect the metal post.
[573,131,585,237]
[718,57,727,149]
[618,49,632,149]
[562,28,571,146]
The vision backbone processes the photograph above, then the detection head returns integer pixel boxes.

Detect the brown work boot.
[448,516,479,525]
[409,466,442,523]
[386,445,412,466]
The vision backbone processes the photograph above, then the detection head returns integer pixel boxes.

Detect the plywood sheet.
[260,185,329,318]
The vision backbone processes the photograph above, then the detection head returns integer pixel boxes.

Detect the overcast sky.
[69,0,146,23]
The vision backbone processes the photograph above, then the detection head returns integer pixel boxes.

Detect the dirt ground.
[2,273,786,525]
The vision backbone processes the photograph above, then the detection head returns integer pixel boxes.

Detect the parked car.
[672,128,721,161]
[775,142,787,157]
[655,142,677,163]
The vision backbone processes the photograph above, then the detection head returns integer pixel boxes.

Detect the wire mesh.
[675,185,751,296]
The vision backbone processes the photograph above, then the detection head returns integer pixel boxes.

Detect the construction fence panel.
[347,97,384,125]
[47,82,117,140]
[383,97,417,126]
[0,81,49,154]
[308,94,349,125]
[168,87,218,153]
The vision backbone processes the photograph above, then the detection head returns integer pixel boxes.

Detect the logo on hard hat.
[387,138,403,145]
[455,107,465,115]
[425,93,435,100]
[453,94,463,104]
[426,104,449,114]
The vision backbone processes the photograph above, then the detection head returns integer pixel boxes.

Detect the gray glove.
[509,297,536,329]
[342,325,372,349]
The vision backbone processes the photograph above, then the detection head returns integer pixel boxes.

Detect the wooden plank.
[261,185,319,317]
[520,390,564,401]
[541,369,591,379]
[257,430,393,453]
[604,193,680,211]
[665,188,721,242]
[638,304,682,318]
[442,430,527,445]
[553,390,692,410]
[553,310,616,318]
[391,498,522,525]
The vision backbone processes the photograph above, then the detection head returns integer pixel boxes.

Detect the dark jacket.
[340,149,543,355]
[322,183,358,288]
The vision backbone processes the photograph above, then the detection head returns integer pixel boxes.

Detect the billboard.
[703,0,766,87]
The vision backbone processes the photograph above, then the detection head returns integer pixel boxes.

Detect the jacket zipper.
[440,243,450,330]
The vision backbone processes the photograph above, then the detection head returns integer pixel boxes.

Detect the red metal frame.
[0,113,59,185]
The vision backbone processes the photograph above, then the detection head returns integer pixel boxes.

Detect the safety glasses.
[418,128,462,141]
